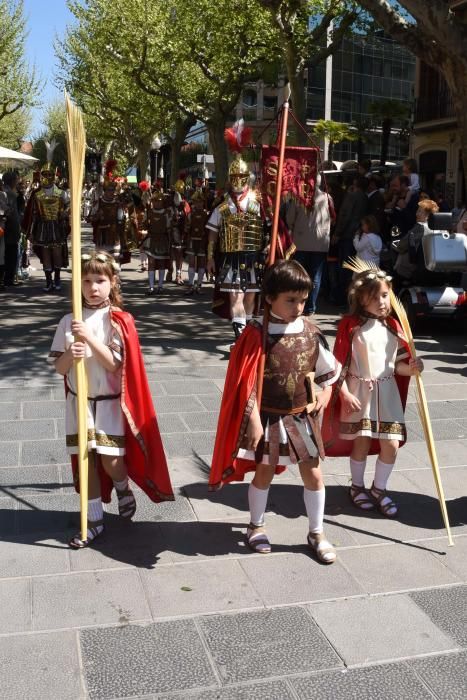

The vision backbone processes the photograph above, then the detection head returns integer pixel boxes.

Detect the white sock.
[188,267,196,285]
[148,270,155,288]
[158,269,165,287]
[245,314,253,322]
[349,458,366,487]
[113,476,129,493]
[303,487,325,534]
[248,483,269,526]
[88,497,103,523]
[197,268,205,285]
[374,458,394,491]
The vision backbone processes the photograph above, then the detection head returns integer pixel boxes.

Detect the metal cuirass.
[218,201,263,253]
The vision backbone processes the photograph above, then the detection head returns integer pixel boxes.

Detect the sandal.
[349,483,375,511]
[370,483,398,518]
[246,522,271,554]
[307,532,336,565]
[69,519,104,549]
[116,486,137,519]
[175,273,184,286]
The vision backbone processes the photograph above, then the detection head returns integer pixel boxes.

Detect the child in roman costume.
[141,190,172,295]
[184,190,208,294]
[49,251,173,548]
[323,269,423,517]
[209,260,340,564]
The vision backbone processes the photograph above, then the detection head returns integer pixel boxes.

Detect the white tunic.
[339,317,409,441]
[49,305,125,455]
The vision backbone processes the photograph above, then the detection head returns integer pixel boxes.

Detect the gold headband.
[81,252,120,272]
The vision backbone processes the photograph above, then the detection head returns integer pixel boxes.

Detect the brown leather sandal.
[349,483,375,511]
[370,482,398,518]
[307,532,336,564]
[69,519,104,549]
[246,523,271,554]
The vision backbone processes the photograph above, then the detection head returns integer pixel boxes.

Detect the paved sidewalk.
[1,247,466,699]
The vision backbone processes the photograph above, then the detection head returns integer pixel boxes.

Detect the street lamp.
[151,137,161,185]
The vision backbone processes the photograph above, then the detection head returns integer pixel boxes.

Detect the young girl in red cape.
[209,260,341,564]
[49,251,173,548]
[322,269,424,517]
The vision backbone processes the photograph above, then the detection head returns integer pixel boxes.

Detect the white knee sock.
[245,314,253,322]
[349,458,367,487]
[374,458,394,491]
[248,483,269,526]
[148,270,155,288]
[88,497,103,523]
[188,267,196,285]
[197,267,205,285]
[158,269,165,287]
[303,487,325,534]
[113,476,128,493]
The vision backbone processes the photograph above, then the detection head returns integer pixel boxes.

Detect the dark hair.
[81,250,123,308]
[358,159,371,171]
[2,171,18,188]
[348,270,392,316]
[262,259,312,300]
[354,176,368,192]
[403,158,418,174]
[361,215,380,234]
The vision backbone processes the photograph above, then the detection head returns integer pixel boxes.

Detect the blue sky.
[23,0,75,137]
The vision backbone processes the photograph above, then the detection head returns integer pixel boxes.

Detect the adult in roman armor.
[170,177,190,285]
[24,143,70,292]
[184,190,209,294]
[141,190,172,295]
[90,160,125,260]
[206,153,268,339]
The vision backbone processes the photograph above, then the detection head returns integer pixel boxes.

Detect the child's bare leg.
[300,458,336,564]
[371,439,399,517]
[349,436,374,510]
[101,455,136,519]
[247,463,275,553]
[230,291,247,338]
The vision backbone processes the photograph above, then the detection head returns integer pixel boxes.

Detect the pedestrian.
[323,269,423,517]
[333,176,368,304]
[0,172,22,288]
[353,215,382,266]
[209,260,341,564]
[286,174,335,315]
[48,251,174,549]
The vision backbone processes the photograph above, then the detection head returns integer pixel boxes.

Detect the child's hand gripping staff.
[65,93,88,543]
[344,256,454,547]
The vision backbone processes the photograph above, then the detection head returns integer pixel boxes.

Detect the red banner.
[261,145,319,213]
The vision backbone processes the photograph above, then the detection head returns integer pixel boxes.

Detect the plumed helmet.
[229,154,249,177]
[174,179,185,194]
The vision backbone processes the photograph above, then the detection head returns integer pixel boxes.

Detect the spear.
[344,257,454,546]
[256,98,290,408]
[65,93,88,542]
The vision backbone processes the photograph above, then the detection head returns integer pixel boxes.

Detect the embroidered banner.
[260,145,319,213]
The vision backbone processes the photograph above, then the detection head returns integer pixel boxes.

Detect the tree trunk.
[207,117,229,189]
[135,141,150,181]
[380,118,392,166]
[285,46,307,146]
[328,140,334,164]
[169,115,197,186]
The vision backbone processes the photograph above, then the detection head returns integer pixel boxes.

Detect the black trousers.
[4,242,19,285]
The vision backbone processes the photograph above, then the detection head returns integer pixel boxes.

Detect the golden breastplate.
[219,203,263,253]
[36,189,61,221]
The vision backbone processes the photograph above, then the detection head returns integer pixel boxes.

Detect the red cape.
[209,323,288,490]
[322,314,411,456]
[70,309,174,503]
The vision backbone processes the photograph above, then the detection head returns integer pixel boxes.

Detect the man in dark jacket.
[0,172,21,288]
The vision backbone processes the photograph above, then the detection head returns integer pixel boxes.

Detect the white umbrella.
[0,146,39,169]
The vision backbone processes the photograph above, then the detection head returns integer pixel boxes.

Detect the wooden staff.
[256,99,290,408]
[344,257,454,546]
[65,93,88,542]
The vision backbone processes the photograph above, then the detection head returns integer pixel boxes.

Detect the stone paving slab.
[0,402,22,420]
[17,493,79,535]
[309,594,458,666]
[0,418,56,440]
[0,464,61,493]
[338,543,461,593]
[410,585,467,647]
[0,442,20,467]
[153,395,206,414]
[0,577,31,633]
[241,551,364,605]
[0,387,54,402]
[104,490,196,523]
[160,379,220,396]
[197,606,343,684]
[162,679,295,700]
[21,437,69,465]
[180,411,218,432]
[404,439,467,467]
[0,630,83,699]
[0,535,70,577]
[32,569,152,631]
[410,651,467,700]
[426,535,467,581]
[140,558,263,618]
[290,661,435,700]
[79,621,218,699]
[22,399,66,419]
[162,431,216,458]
